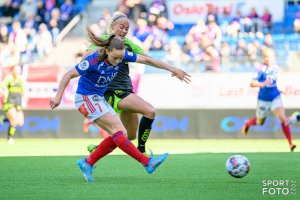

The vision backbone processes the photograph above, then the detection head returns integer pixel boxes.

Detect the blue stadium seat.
[148,50,167,60]
[170,36,186,46]
[287,33,300,51]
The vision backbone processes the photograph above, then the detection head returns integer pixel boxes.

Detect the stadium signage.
[0,116,60,133]
[221,116,300,133]
[167,0,284,23]
[138,73,300,109]
[152,116,189,133]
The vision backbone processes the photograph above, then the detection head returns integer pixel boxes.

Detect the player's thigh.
[256,100,271,125]
[6,107,17,126]
[118,94,155,118]
[271,96,285,123]
[120,111,138,140]
[272,107,286,123]
[75,94,126,135]
[16,111,24,126]
[94,112,126,135]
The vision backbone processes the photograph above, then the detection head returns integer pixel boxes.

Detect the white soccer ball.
[226,155,250,178]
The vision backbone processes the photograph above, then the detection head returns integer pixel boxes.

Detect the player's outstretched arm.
[250,79,272,88]
[50,68,80,109]
[136,54,191,83]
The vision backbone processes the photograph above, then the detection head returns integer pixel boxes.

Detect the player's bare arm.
[250,79,272,88]
[50,68,80,109]
[135,54,191,83]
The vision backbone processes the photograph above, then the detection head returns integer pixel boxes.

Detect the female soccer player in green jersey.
[87,12,173,154]
[1,65,25,144]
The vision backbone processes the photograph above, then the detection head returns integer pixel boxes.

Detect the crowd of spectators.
[0,0,75,69]
[86,1,281,73]
[1,0,299,73]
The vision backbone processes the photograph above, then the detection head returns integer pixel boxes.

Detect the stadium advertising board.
[1,110,299,139]
[167,0,284,24]
[138,73,300,109]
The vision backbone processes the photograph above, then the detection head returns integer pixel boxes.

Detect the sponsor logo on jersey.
[95,72,118,87]
[78,60,89,70]
[97,62,105,70]
[92,95,100,102]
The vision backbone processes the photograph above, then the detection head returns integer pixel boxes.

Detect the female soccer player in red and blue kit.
[50,28,190,182]
[242,54,296,151]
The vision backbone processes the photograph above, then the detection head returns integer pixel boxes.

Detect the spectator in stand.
[35,0,46,26]
[49,19,59,45]
[148,16,172,50]
[220,42,231,70]
[60,0,73,28]
[133,18,151,43]
[0,0,17,19]
[10,0,21,16]
[50,7,64,30]
[116,1,129,15]
[45,0,56,22]
[293,11,300,33]
[166,39,181,66]
[247,41,259,66]
[23,26,36,61]
[150,25,168,50]
[126,0,147,22]
[219,7,233,34]
[261,8,272,34]
[149,0,167,17]
[8,20,27,64]
[0,25,9,44]
[206,5,218,25]
[35,23,52,60]
[23,12,37,30]
[247,7,260,33]
[198,33,220,72]
[228,10,242,34]
[261,34,275,58]
[156,16,174,32]
[235,39,248,57]
[19,0,37,23]
[207,15,222,50]
[181,34,195,63]
[0,45,20,67]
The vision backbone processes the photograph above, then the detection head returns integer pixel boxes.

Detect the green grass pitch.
[0,139,299,200]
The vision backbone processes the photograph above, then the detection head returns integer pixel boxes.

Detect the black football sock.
[7,126,16,139]
[137,117,154,153]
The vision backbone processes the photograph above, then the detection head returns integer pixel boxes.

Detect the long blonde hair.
[104,12,128,34]
[86,27,125,60]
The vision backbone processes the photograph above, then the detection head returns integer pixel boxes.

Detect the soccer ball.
[226,155,250,178]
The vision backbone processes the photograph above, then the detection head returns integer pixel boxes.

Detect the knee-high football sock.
[138,117,154,153]
[86,136,117,166]
[112,131,150,166]
[7,126,16,139]
[281,123,293,146]
[245,117,257,128]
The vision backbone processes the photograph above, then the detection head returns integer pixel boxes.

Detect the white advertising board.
[167,0,284,24]
[138,73,300,109]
